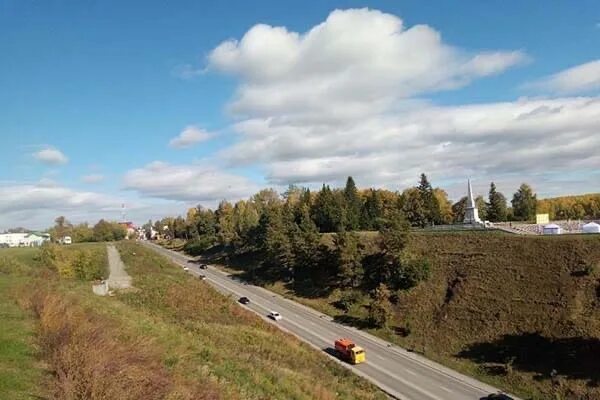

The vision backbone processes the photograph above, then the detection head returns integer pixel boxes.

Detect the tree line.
[48,216,127,243]
[152,175,545,247]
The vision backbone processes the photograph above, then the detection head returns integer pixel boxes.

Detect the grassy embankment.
[0,242,386,400]
[185,231,600,400]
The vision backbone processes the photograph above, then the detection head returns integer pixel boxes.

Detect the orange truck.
[334,338,366,364]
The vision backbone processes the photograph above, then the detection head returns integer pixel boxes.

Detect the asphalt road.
[142,241,518,400]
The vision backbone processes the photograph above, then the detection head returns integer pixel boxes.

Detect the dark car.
[199,264,208,269]
[239,297,250,305]
[481,394,514,400]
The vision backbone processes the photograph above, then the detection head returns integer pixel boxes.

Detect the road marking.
[439,385,453,393]
[405,369,417,376]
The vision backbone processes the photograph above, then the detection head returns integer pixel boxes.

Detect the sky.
[1,0,599,230]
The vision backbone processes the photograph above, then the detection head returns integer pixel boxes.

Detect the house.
[0,232,50,247]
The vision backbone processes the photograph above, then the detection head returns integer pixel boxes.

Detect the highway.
[142,241,517,400]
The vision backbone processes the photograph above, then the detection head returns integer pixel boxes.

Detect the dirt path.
[106,244,132,289]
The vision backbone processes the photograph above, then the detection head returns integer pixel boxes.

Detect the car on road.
[183,265,189,271]
[268,311,282,321]
[238,296,250,304]
[480,394,514,400]
[198,274,207,280]
[199,264,208,269]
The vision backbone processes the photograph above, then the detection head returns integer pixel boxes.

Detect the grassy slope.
[0,243,109,400]
[114,242,386,400]
[1,242,386,400]
[200,232,600,400]
[0,249,43,400]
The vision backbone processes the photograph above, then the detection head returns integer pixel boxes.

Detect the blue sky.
[1,1,599,229]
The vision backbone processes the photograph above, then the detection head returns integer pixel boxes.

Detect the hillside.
[197,232,600,399]
[0,243,386,400]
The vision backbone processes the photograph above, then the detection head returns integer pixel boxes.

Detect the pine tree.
[343,176,361,230]
[361,189,384,230]
[486,182,508,222]
[417,173,441,226]
[293,204,321,282]
[334,230,363,288]
[312,184,344,232]
[511,183,537,221]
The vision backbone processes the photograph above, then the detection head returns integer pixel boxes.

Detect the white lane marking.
[405,369,417,376]
[439,386,453,393]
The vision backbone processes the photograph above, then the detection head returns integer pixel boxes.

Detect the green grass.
[0,250,44,399]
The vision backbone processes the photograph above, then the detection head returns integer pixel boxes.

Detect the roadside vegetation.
[149,173,600,399]
[0,241,386,400]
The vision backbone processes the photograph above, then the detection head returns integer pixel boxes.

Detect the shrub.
[183,235,216,256]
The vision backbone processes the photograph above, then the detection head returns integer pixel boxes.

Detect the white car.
[183,266,189,271]
[268,311,282,321]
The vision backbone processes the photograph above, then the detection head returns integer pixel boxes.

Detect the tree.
[52,216,73,241]
[368,283,393,328]
[71,223,94,243]
[433,188,453,224]
[361,189,385,230]
[293,205,321,282]
[452,197,467,223]
[475,196,488,221]
[215,200,235,245]
[263,207,296,280]
[417,174,441,226]
[92,220,126,242]
[402,187,426,227]
[312,184,344,232]
[334,230,363,288]
[512,183,537,221]
[343,176,361,230]
[486,182,508,222]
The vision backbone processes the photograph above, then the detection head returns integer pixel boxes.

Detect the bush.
[183,235,216,256]
[72,251,104,281]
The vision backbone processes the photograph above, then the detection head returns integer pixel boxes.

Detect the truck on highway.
[334,338,366,364]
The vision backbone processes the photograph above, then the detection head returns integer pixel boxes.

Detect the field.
[196,231,600,400]
[0,242,386,400]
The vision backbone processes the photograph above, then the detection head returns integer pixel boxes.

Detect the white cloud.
[222,97,600,191]
[0,181,123,230]
[198,9,599,197]
[169,125,213,149]
[123,161,260,202]
[527,59,600,94]
[208,8,527,121]
[81,174,105,184]
[33,147,68,165]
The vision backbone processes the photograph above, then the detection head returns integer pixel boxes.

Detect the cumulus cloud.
[199,8,599,196]
[33,147,68,165]
[123,161,260,202]
[527,60,600,94]
[208,8,527,121]
[81,174,105,184]
[169,125,213,149]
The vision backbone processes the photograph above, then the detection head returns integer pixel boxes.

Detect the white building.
[0,232,50,247]
[463,179,482,225]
